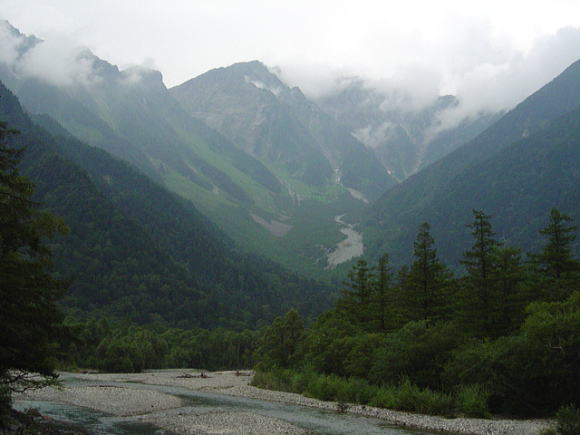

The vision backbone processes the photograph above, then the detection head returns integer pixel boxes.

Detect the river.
[326,214,364,269]
[14,374,434,434]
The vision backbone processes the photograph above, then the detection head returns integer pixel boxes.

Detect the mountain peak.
[120,65,164,87]
[0,20,42,58]
[231,59,268,71]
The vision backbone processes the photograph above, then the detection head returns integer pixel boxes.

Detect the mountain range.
[0,80,332,328]
[317,81,501,181]
[0,19,578,291]
[365,59,580,266]
[0,21,509,277]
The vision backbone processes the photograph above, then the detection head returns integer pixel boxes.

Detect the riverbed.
[14,370,551,435]
[326,214,364,269]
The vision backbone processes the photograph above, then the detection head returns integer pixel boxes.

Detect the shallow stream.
[14,376,435,434]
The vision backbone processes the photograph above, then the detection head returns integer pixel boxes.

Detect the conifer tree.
[531,208,579,300]
[403,223,452,326]
[371,253,396,331]
[336,259,374,327]
[0,121,67,396]
[459,210,502,338]
[492,246,526,333]
[536,209,579,276]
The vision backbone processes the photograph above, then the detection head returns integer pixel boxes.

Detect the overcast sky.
[1,0,580,118]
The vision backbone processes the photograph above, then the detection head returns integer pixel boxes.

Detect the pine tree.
[403,223,453,326]
[336,259,374,328]
[371,253,397,331]
[531,208,579,300]
[0,121,68,396]
[491,246,526,333]
[536,209,579,277]
[459,210,502,338]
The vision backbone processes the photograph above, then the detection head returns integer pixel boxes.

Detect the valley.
[0,21,503,278]
[0,10,579,435]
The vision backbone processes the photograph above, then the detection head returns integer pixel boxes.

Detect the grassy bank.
[251,369,490,418]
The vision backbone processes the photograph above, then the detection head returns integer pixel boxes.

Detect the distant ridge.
[366,59,580,266]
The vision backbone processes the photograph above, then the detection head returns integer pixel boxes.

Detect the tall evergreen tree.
[371,253,397,331]
[531,209,579,300]
[403,223,452,326]
[336,259,374,328]
[459,210,502,338]
[0,121,67,397]
[491,246,527,333]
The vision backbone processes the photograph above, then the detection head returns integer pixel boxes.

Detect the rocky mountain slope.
[317,80,500,181]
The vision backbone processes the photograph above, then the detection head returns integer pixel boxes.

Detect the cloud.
[0,21,101,87]
[1,3,579,133]
[433,26,580,132]
[0,20,23,65]
[19,37,100,87]
[278,23,580,135]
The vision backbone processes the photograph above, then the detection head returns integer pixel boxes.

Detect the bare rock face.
[170,60,396,198]
[317,81,498,181]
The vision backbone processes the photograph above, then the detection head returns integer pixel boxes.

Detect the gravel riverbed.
[16,370,553,435]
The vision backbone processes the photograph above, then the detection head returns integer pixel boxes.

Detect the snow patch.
[244,75,282,96]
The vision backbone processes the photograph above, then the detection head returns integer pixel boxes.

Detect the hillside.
[317,82,500,181]
[0,81,333,328]
[366,59,580,266]
[0,23,389,276]
[170,60,396,200]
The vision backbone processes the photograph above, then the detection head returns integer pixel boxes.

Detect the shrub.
[370,321,463,390]
[344,377,378,404]
[251,369,288,390]
[370,387,398,408]
[288,371,307,393]
[395,379,454,416]
[456,384,490,418]
[556,405,580,435]
[307,374,340,401]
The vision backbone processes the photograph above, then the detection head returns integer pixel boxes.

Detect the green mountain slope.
[0,23,379,276]
[366,59,580,266]
[170,61,396,200]
[1,81,333,328]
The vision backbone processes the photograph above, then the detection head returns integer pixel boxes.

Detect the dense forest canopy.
[253,210,580,418]
[0,82,334,331]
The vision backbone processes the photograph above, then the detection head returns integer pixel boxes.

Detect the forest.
[251,210,580,420]
[1,113,579,434]
[48,208,580,424]
[1,101,579,428]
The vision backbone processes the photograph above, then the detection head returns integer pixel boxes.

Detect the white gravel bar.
[16,370,553,435]
[140,410,306,435]
[17,384,184,416]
